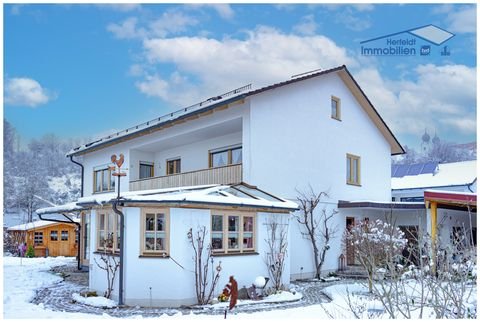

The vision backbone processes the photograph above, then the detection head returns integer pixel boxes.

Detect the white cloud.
[149,11,198,38]
[293,15,318,36]
[140,26,357,105]
[335,7,372,31]
[107,11,198,40]
[445,5,476,34]
[135,75,169,99]
[96,4,141,12]
[4,77,53,107]
[186,4,234,19]
[351,4,375,12]
[355,64,476,139]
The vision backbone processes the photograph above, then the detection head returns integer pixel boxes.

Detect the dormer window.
[331,96,341,121]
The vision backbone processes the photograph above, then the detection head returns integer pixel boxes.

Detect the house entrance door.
[346,217,355,265]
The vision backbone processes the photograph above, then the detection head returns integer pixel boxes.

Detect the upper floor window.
[141,208,169,256]
[34,232,43,245]
[166,158,181,175]
[331,96,341,121]
[209,145,242,168]
[211,211,255,255]
[97,211,120,252]
[139,161,154,179]
[93,165,115,193]
[346,154,361,186]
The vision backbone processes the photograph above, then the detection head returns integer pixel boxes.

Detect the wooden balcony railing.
[129,164,242,191]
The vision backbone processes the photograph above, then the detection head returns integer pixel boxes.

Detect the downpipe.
[112,199,125,306]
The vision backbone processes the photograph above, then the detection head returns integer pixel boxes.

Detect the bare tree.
[94,236,120,299]
[187,226,222,305]
[264,216,288,291]
[295,187,337,279]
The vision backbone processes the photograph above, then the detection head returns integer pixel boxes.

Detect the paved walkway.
[32,263,342,318]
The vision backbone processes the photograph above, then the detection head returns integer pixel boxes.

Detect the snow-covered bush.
[345,219,407,292]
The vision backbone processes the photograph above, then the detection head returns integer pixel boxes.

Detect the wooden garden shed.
[7,220,79,257]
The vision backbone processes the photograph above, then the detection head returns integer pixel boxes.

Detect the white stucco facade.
[88,207,291,306]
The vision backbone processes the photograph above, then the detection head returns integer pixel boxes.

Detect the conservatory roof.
[36,183,299,214]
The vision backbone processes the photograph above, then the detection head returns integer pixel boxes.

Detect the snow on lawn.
[3,256,476,320]
[3,256,109,319]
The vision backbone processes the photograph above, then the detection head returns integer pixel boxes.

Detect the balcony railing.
[129,164,243,191]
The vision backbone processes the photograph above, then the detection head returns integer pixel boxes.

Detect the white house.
[38,65,410,306]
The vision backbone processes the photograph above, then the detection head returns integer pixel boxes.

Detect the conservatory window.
[97,212,120,252]
[141,208,169,256]
[211,211,255,255]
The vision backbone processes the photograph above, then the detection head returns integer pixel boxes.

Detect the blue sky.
[3,3,477,150]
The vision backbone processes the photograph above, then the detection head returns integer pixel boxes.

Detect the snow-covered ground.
[3,256,477,320]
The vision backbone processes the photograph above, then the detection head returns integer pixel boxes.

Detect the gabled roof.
[68,65,404,157]
[392,160,477,191]
[7,219,79,231]
[36,183,299,214]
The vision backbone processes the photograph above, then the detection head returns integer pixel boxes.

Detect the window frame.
[331,95,341,121]
[61,230,69,241]
[50,230,58,241]
[140,208,170,257]
[166,158,181,175]
[346,153,361,186]
[93,165,115,194]
[139,161,155,179]
[96,211,120,252]
[34,232,43,245]
[209,145,242,168]
[211,211,256,255]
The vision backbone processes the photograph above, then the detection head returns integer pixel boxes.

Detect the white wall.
[88,206,291,306]
[245,73,392,202]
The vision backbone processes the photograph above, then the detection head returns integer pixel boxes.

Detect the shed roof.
[392,160,477,191]
[7,219,80,231]
[67,65,404,157]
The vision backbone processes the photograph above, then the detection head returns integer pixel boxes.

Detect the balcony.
[129,164,242,191]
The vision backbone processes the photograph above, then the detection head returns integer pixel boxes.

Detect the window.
[139,162,154,179]
[209,145,242,168]
[166,158,181,175]
[93,166,115,193]
[61,230,68,241]
[97,212,120,252]
[346,154,361,185]
[34,232,43,245]
[211,211,255,254]
[50,230,58,241]
[141,208,169,256]
[331,96,341,120]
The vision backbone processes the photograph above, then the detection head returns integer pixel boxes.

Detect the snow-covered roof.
[67,65,403,157]
[7,219,80,231]
[36,201,97,215]
[36,183,299,214]
[392,160,476,191]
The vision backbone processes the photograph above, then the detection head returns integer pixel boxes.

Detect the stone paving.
[32,263,347,318]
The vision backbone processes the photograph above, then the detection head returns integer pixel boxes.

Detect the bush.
[26,245,35,258]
